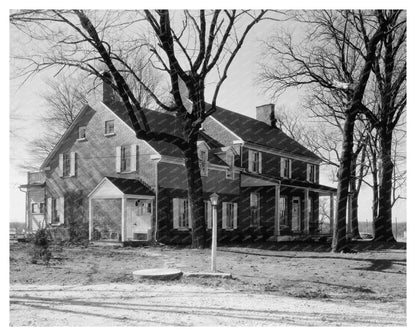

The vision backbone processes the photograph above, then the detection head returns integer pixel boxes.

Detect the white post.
[89,198,93,240]
[121,196,126,242]
[304,189,310,234]
[274,184,280,238]
[211,203,217,272]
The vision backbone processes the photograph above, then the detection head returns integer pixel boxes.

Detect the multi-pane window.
[173,198,190,229]
[59,152,76,178]
[78,126,86,140]
[31,202,45,214]
[63,153,71,177]
[222,202,237,230]
[248,150,262,173]
[199,149,208,176]
[281,158,291,178]
[105,120,115,135]
[116,145,138,173]
[225,152,235,179]
[120,146,129,172]
[307,164,317,182]
[250,192,260,227]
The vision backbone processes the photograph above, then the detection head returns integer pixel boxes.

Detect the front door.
[291,197,301,232]
[127,199,152,240]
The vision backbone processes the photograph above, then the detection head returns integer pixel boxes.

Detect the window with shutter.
[116,146,121,172]
[173,198,190,230]
[47,198,52,223]
[61,153,71,177]
[248,150,261,173]
[130,144,138,172]
[70,152,76,176]
[281,158,292,178]
[222,202,237,230]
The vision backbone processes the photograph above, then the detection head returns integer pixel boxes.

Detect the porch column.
[329,193,334,234]
[89,198,93,240]
[121,196,126,242]
[274,184,281,237]
[304,189,310,234]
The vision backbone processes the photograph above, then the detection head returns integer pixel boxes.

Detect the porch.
[88,177,155,243]
[241,172,338,241]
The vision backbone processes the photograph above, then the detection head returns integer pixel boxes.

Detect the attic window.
[105,120,115,135]
[78,126,86,140]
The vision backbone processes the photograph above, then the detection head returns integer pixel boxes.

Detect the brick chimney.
[256,104,277,128]
[102,71,118,104]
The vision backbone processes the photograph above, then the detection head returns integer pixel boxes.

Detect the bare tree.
[10,9,267,248]
[259,10,394,252]
[361,11,406,241]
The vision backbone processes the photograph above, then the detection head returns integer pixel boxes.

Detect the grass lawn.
[10,240,406,302]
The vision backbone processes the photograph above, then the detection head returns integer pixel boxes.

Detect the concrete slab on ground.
[133,268,183,280]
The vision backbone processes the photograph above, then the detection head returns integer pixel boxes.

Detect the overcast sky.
[8,8,407,224]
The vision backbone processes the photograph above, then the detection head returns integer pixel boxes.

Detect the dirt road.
[10,283,406,326]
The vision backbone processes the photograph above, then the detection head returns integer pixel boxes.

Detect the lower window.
[222,202,238,230]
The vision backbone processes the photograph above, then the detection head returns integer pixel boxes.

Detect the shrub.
[30,228,52,265]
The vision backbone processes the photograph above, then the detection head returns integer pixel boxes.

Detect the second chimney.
[256,104,276,128]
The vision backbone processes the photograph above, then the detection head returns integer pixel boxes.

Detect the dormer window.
[248,150,262,173]
[199,149,208,176]
[307,164,317,183]
[78,126,86,140]
[198,141,210,177]
[280,157,292,178]
[225,152,235,179]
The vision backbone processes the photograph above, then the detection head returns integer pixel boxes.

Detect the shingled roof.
[106,176,154,195]
[107,101,319,162]
[106,101,227,165]
[208,104,321,161]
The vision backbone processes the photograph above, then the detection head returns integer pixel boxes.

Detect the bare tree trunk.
[371,157,379,230]
[374,129,395,242]
[183,137,206,249]
[332,111,356,252]
[349,155,360,239]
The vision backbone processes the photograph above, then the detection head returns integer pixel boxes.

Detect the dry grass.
[10,241,406,302]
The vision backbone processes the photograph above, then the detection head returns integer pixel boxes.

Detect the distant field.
[10,222,25,233]
[359,221,407,241]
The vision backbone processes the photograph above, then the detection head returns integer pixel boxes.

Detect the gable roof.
[105,176,154,195]
[207,104,321,161]
[40,104,93,169]
[106,101,227,166]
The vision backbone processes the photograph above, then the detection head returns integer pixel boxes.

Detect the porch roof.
[88,176,154,199]
[241,172,337,194]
